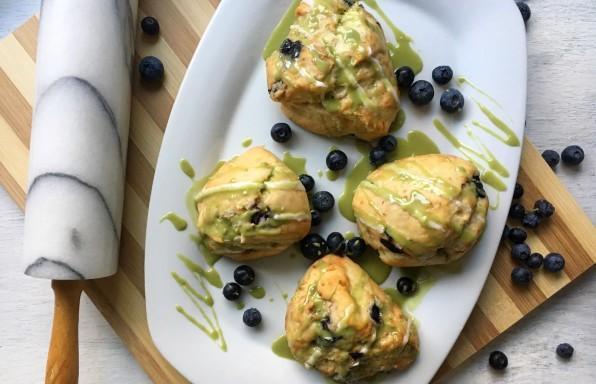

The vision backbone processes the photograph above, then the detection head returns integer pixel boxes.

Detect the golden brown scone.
[266,0,399,141]
[286,255,418,382]
[195,147,310,260]
[353,154,489,267]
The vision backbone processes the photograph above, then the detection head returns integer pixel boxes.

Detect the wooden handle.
[46,280,83,384]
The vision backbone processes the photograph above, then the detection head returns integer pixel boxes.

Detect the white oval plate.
[146,0,526,382]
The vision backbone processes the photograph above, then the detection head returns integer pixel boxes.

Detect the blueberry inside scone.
[195,147,310,260]
[286,255,418,382]
[352,154,489,267]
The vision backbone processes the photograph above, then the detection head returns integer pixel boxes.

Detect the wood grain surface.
[0,1,594,383]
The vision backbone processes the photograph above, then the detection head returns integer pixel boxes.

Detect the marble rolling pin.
[21,1,137,382]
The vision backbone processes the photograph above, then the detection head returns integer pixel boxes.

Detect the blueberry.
[370,304,381,323]
[432,66,454,85]
[502,225,510,241]
[270,122,292,143]
[440,89,465,113]
[326,150,348,171]
[369,147,387,167]
[544,253,565,272]
[394,66,415,88]
[346,237,366,258]
[542,150,560,167]
[243,308,262,327]
[280,39,302,59]
[509,202,525,219]
[489,351,508,370]
[513,182,524,199]
[310,210,322,226]
[234,265,255,286]
[408,80,434,106]
[511,266,533,284]
[522,212,541,228]
[141,16,160,35]
[139,56,164,82]
[556,343,574,359]
[223,282,242,301]
[343,0,356,6]
[516,1,531,23]
[525,252,544,269]
[312,191,335,212]
[507,227,527,244]
[511,243,531,262]
[326,232,346,254]
[378,135,397,152]
[397,277,417,296]
[299,174,315,192]
[534,199,555,218]
[561,145,584,166]
[300,234,327,260]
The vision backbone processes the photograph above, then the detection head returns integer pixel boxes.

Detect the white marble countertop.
[0,0,594,383]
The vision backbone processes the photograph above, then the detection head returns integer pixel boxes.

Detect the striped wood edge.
[0,1,594,382]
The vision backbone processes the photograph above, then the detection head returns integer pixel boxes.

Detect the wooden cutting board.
[0,0,594,382]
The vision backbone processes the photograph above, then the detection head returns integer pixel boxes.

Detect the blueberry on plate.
[516,1,531,23]
[243,308,262,327]
[312,191,335,212]
[534,199,555,218]
[542,150,560,167]
[408,80,434,106]
[556,343,574,359]
[525,252,544,269]
[432,65,454,85]
[440,89,464,113]
[223,282,242,301]
[326,232,346,254]
[326,150,348,171]
[378,135,398,152]
[369,147,387,167]
[394,66,415,88]
[511,266,533,284]
[139,56,164,81]
[300,233,327,260]
[509,202,525,219]
[346,237,366,258]
[513,182,524,199]
[141,16,160,35]
[544,253,565,272]
[507,227,527,244]
[522,212,541,228]
[511,243,531,262]
[299,174,315,192]
[234,265,255,286]
[310,209,321,226]
[489,351,508,370]
[561,145,584,166]
[397,277,417,295]
[270,122,292,143]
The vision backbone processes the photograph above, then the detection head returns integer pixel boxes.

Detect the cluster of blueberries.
[221,265,262,327]
[138,17,165,83]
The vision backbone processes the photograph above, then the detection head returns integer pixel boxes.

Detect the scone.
[195,147,310,260]
[353,154,489,267]
[286,255,418,382]
[265,0,399,141]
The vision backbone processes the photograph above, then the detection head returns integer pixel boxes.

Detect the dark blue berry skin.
[310,210,321,226]
[516,1,531,23]
[280,39,302,59]
[234,265,255,286]
[440,89,464,113]
[395,66,415,88]
[502,225,510,241]
[369,147,387,167]
[513,183,524,199]
[300,233,327,260]
[522,212,541,228]
[326,232,346,254]
[270,122,292,143]
[243,308,262,327]
[141,16,160,35]
[542,150,560,167]
[561,145,584,166]
[139,56,164,81]
[299,174,315,192]
[544,253,565,272]
[397,277,417,295]
[326,150,348,171]
[408,80,434,106]
[556,343,574,359]
[432,66,454,85]
[223,282,242,301]
[489,351,508,370]
[534,199,555,218]
[525,253,544,269]
[378,135,397,152]
[511,266,533,284]
[346,237,366,258]
[509,202,525,219]
[507,227,527,244]
[511,243,531,263]
[312,191,334,212]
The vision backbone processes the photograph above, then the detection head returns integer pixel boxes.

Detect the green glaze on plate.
[338,155,373,222]
[236,301,246,310]
[344,230,355,240]
[241,138,253,147]
[474,102,520,147]
[185,161,225,225]
[262,0,301,59]
[384,270,436,312]
[317,170,324,178]
[282,151,307,175]
[190,234,222,267]
[179,159,195,179]
[249,286,266,299]
[271,335,294,360]
[455,76,502,108]
[389,109,406,133]
[159,212,188,231]
[388,130,440,161]
[489,192,500,211]
[326,170,340,181]
[354,248,392,285]
[177,253,223,288]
